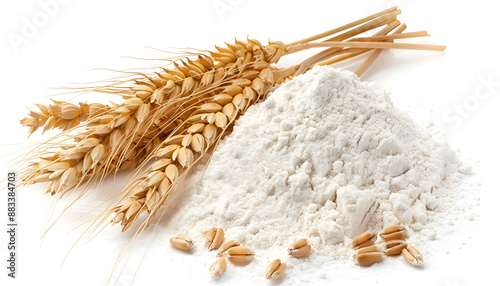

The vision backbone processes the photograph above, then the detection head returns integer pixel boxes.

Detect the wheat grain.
[209,257,227,278]
[288,238,311,258]
[402,246,423,266]
[352,231,376,248]
[225,246,255,263]
[205,227,224,251]
[169,233,195,251]
[356,245,379,255]
[380,225,405,236]
[217,240,240,257]
[383,240,408,256]
[380,230,406,242]
[265,259,286,280]
[355,252,383,266]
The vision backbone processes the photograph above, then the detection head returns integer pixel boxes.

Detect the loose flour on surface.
[162,66,479,283]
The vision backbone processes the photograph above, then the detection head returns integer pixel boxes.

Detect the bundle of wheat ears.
[18,7,444,236]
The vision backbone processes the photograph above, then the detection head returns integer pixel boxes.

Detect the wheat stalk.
[19,54,234,198]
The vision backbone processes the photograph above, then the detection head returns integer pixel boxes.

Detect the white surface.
[0,0,498,285]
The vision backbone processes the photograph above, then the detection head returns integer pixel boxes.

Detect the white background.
[0,0,499,285]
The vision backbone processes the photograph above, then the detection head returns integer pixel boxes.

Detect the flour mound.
[174,66,463,258]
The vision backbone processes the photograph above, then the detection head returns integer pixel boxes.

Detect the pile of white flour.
[165,66,479,283]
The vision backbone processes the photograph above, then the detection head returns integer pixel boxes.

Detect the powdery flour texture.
[168,66,478,282]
